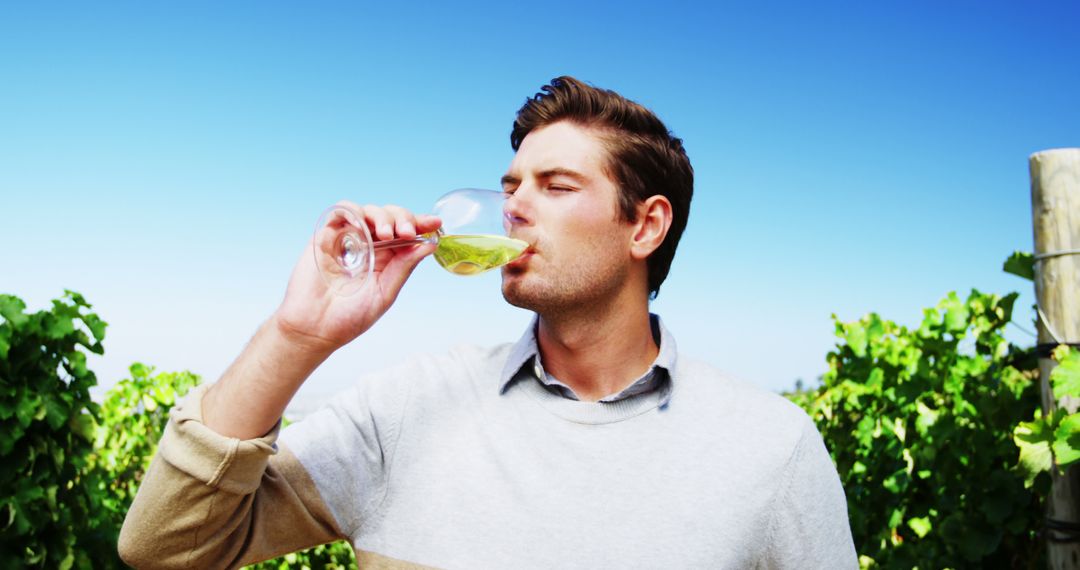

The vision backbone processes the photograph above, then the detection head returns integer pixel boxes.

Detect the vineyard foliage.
[788,290,1047,568]
[82,363,201,566]
[0,292,354,569]
[0,291,105,569]
[786,251,1080,567]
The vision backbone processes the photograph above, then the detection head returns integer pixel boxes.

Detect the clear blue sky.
[2,1,1077,407]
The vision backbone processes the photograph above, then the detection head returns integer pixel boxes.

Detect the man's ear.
[630,195,672,260]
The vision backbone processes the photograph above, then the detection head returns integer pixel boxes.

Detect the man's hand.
[201,203,440,439]
[275,202,441,357]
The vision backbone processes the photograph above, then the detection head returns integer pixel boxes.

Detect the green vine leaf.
[1015,418,1053,485]
[846,322,868,357]
[0,294,29,326]
[1051,346,1080,400]
[941,292,969,333]
[1002,251,1035,281]
[1052,413,1080,469]
[908,516,932,538]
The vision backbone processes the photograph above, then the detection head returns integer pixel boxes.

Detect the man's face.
[500,121,638,314]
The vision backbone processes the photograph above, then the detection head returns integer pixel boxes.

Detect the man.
[119,76,857,568]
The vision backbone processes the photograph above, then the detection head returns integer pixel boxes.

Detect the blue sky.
[2,1,1077,408]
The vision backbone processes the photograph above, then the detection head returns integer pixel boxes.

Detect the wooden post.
[1031,148,1080,568]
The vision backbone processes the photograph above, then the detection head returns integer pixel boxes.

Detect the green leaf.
[0,427,18,455]
[1053,412,1080,469]
[883,469,909,494]
[17,485,44,503]
[915,400,939,436]
[81,313,107,343]
[1002,251,1035,281]
[0,391,14,420]
[866,315,885,343]
[15,393,42,428]
[63,289,89,307]
[50,444,65,469]
[907,516,932,538]
[44,313,76,340]
[130,362,152,381]
[1015,418,1054,485]
[0,294,28,326]
[866,367,883,390]
[44,396,69,431]
[855,415,876,446]
[887,507,904,530]
[942,292,969,333]
[846,322,868,357]
[1051,347,1080,400]
[959,524,1002,560]
[996,292,1018,323]
[67,350,89,378]
[979,488,1014,524]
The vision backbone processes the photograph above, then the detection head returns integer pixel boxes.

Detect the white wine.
[434,234,528,275]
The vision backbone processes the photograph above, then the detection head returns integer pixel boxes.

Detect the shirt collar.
[499,313,678,402]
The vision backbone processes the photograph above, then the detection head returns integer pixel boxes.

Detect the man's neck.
[535,293,658,402]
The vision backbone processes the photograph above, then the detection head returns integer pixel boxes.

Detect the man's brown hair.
[510,76,693,299]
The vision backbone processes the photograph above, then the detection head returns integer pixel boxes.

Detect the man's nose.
[503,188,531,228]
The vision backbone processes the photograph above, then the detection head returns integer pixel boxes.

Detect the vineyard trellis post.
[1030,148,1080,568]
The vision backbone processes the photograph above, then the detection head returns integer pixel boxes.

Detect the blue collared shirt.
[499,314,677,406]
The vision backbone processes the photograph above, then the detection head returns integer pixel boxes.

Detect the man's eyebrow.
[538,168,589,183]
[500,168,590,188]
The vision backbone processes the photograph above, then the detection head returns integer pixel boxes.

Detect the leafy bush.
[789,290,1045,568]
[0,291,105,569]
[83,362,357,568]
[88,366,358,569]
[80,362,201,567]
[0,291,356,568]
[245,542,357,570]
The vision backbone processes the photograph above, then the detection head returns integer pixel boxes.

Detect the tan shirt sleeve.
[118,384,343,569]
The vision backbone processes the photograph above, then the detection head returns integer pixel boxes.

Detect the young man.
[120,77,857,569]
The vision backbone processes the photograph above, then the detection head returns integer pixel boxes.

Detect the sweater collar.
[498,313,677,406]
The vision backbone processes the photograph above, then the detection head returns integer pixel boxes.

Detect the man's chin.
[501,278,537,311]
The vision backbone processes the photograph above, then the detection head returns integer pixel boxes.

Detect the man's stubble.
[501,234,630,321]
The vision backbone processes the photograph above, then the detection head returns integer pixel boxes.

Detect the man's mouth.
[507,245,534,269]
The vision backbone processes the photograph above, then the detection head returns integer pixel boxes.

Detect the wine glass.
[313,188,528,296]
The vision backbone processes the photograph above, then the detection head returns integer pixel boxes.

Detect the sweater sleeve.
[760,416,859,569]
[118,384,344,569]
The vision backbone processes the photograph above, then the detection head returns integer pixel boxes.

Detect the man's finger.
[382,205,418,240]
[415,214,442,235]
[378,241,437,299]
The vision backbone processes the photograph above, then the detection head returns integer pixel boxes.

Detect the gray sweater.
[119,320,858,569]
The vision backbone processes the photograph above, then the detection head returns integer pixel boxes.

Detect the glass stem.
[370,232,438,251]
